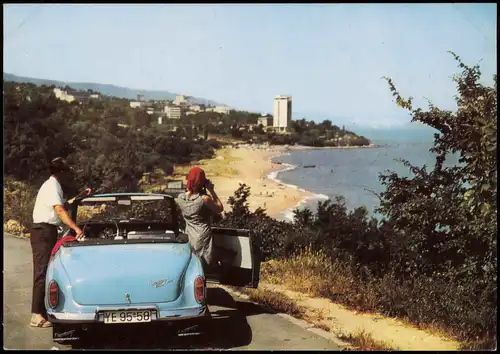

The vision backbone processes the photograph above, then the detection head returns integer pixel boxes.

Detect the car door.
[206,227,261,288]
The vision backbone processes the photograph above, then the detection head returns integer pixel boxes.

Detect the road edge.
[218,284,350,349]
[4,232,30,240]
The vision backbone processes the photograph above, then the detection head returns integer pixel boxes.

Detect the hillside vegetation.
[3,54,496,349]
[3,81,222,230]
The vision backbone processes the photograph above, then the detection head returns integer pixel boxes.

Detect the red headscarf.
[186,167,208,193]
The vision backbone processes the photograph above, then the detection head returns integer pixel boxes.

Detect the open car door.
[206,227,261,288]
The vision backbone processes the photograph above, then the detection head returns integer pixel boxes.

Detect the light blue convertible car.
[46,193,261,344]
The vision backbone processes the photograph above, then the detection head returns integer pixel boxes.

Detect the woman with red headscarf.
[176,167,224,271]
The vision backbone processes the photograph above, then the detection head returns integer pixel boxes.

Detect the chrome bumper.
[47,305,208,324]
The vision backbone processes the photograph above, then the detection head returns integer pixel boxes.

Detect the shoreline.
[285,143,379,151]
[175,141,376,221]
[264,156,329,221]
[236,143,379,152]
[196,144,328,221]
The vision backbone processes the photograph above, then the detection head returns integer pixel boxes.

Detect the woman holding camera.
[176,167,224,271]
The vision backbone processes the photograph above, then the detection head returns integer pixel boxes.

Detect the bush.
[216,183,294,261]
[261,247,496,347]
[4,178,37,234]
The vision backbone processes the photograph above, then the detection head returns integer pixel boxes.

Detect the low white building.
[164,106,183,119]
[130,101,142,108]
[258,116,273,127]
[213,106,231,115]
[53,88,75,103]
[189,104,202,112]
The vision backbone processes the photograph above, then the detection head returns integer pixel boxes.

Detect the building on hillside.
[53,88,75,103]
[189,104,202,112]
[58,89,100,103]
[164,105,183,119]
[137,94,144,101]
[174,95,187,106]
[258,115,273,127]
[213,106,231,115]
[273,95,292,132]
[146,107,154,115]
[70,91,92,103]
[72,94,89,103]
[130,101,142,108]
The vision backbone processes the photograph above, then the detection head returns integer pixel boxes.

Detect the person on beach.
[176,167,230,272]
[29,157,84,328]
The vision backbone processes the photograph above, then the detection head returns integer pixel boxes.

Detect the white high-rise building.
[273,95,292,132]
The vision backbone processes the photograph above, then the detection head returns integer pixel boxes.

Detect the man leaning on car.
[29,157,84,328]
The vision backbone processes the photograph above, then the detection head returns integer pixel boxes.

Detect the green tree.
[379,52,497,284]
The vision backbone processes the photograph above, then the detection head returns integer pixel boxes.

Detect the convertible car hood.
[58,243,192,306]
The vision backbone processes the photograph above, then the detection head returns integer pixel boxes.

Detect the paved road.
[3,234,343,350]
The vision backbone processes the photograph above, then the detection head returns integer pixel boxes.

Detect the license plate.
[102,310,152,324]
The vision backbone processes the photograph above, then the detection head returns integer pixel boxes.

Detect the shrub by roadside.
[260,248,496,349]
[4,178,36,237]
[4,220,30,238]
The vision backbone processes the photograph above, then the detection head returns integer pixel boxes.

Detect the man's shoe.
[29,313,52,328]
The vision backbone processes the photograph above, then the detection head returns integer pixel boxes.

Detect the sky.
[3,4,497,129]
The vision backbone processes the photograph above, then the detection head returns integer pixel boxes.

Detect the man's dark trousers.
[30,224,58,315]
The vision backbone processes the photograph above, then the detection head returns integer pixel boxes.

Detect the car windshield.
[76,195,175,224]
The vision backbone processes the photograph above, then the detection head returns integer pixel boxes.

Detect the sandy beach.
[170,142,378,219]
[173,144,314,219]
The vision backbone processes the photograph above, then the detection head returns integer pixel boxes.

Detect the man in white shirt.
[29,157,84,328]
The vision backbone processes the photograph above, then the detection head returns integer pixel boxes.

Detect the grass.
[338,329,398,351]
[458,339,498,351]
[260,247,495,350]
[261,247,351,298]
[242,287,307,318]
[315,322,331,332]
